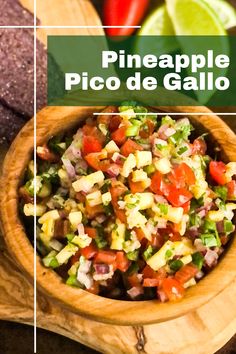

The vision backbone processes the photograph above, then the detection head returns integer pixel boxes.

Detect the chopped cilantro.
[127,250,139,261]
[143,245,154,260]
[169,259,183,271]
[214,186,228,202]
[192,252,204,270]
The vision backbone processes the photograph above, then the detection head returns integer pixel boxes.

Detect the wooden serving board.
[0,1,235,353]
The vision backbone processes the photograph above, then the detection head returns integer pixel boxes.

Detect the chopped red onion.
[204,249,218,268]
[188,226,200,239]
[195,271,204,280]
[62,158,75,179]
[216,221,224,233]
[77,271,93,289]
[127,286,143,299]
[107,164,121,177]
[165,127,176,137]
[157,124,169,140]
[154,195,168,204]
[78,223,85,236]
[197,209,206,218]
[94,264,110,274]
[157,289,168,302]
[95,214,106,223]
[78,260,92,274]
[194,239,207,253]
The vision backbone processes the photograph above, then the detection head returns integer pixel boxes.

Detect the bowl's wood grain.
[1,105,236,326]
[0,234,236,354]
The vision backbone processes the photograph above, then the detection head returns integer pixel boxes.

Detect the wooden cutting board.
[0,1,235,353]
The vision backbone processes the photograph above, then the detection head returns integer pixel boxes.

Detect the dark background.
[1,1,236,353]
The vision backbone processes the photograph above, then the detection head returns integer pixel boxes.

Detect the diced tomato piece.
[111,126,127,146]
[166,185,192,207]
[80,242,98,259]
[227,180,236,199]
[85,202,104,219]
[169,231,182,242]
[182,200,191,213]
[110,181,128,223]
[150,171,170,195]
[161,278,185,301]
[75,192,86,203]
[168,163,195,188]
[143,278,159,287]
[82,124,105,143]
[82,136,102,155]
[85,152,110,172]
[192,137,207,155]
[70,250,81,265]
[115,251,130,272]
[97,106,118,125]
[127,273,142,288]
[84,227,97,239]
[209,161,227,185]
[142,265,157,279]
[109,115,122,132]
[128,176,146,193]
[175,264,198,284]
[87,281,99,295]
[120,139,143,157]
[95,250,117,264]
[139,120,155,138]
[134,227,146,241]
[37,144,59,162]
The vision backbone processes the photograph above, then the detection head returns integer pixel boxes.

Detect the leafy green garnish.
[165,249,173,259]
[192,252,204,270]
[169,259,183,271]
[158,203,168,215]
[214,186,228,202]
[95,227,108,249]
[143,245,154,261]
[127,250,139,261]
[224,219,234,233]
[177,146,188,155]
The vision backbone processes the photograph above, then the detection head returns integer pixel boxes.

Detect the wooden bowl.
[1,105,236,326]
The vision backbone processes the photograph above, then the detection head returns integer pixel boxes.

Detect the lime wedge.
[138,4,175,36]
[207,0,236,29]
[135,5,179,56]
[166,0,227,35]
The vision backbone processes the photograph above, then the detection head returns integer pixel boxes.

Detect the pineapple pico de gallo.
[20,103,236,302]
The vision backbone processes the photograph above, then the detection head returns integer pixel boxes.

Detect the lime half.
[138,5,175,36]
[166,0,226,35]
[207,0,236,29]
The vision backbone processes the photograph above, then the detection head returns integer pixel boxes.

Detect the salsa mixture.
[20,103,236,302]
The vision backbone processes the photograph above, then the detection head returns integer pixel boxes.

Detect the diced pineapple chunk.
[190,180,208,199]
[147,241,174,270]
[23,203,46,217]
[69,211,82,231]
[173,238,196,256]
[135,151,152,169]
[147,239,195,271]
[180,254,192,265]
[127,210,147,229]
[38,210,60,224]
[125,193,154,210]
[105,140,120,154]
[154,157,171,174]
[121,153,136,178]
[183,278,196,289]
[56,243,78,265]
[166,206,183,224]
[111,219,126,250]
[86,191,102,207]
[102,192,112,206]
[120,108,136,120]
[72,171,105,193]
[225,162,236,182]
[207,210,225,222]
[71,234,92,248]
[41,218,55,238]
[132,169,148,182]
